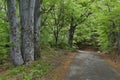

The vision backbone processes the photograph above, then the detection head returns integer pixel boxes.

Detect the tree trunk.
[54,30,59,48]
[19,0,35,64]
[109,22,112,47]
[68,24,76,48]
[34,0,42,60]
[109,21,115,46]
[7,0,24,66]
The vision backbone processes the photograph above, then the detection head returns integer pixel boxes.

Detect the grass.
[0,76,2,80]
[0,47,75,80]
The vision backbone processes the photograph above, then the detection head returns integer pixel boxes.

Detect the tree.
[34,0,42,59]
[67,0,93,47]
[52,0,65,47]
[4,0,120,67]
[6,0,42,65]
[7,0,24,66]
[19,0,35,64]
[41,0,66,47]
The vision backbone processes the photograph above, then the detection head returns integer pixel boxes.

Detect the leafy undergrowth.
[100,51,120,73]
[0,48,76,80]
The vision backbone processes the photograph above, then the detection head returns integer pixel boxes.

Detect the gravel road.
[63,51,120,80]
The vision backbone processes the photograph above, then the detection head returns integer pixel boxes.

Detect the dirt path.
[63,51,120,80]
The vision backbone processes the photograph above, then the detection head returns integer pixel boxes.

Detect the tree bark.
[19,0,35,64]
[7,0,24,66]
[109,21,115,46]
[34,0,42,60]
[54,30,59,48]
[109,21,118,49]
[68,16,77,47]
[68,24,76,47]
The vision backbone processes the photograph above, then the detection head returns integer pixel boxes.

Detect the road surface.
[63,51,120,80]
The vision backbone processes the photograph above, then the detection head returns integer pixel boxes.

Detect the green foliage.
[24,49,58,79]
[5,59,52,79]
[0,0,119,63]
[1,0,120,79]
[22,72,34,80]
[0,7,9,63]
[22,70,46,80]
[75,0,120,51]
[6,66,27,76]
[0,76,2,80]
[2,48,58,80]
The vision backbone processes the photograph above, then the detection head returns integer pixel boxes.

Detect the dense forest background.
[0,0,120,79]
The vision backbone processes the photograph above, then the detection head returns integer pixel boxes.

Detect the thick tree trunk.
[34,0,42,60]
[68,24,76,47]
[7,0,24,66]
[19,0,35,64]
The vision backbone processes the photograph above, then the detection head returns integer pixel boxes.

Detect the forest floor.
[0,48,77,80]
[63,50,120,80]
[0,48,120,80]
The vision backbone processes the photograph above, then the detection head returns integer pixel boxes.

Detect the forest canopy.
[0,0,120,65]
